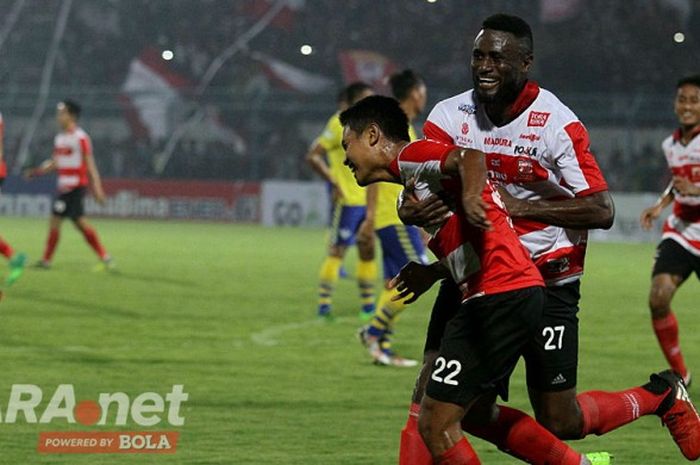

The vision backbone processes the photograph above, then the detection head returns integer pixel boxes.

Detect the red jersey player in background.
[395,14,700,464]
[641,75,700,387]
[0,111,26,285]
[24,100,112,270]
[340,94,605,465]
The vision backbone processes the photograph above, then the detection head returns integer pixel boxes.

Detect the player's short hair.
[60,100,82,119]
[677,75,700,90]
[344,82,373,105]
[482,14,533,54]
[340,95,410,143]
[389,69,424,102]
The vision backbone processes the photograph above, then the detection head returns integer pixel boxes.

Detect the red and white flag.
[338,50,399,93]
[119,48,191,142]
[252,52,333,94]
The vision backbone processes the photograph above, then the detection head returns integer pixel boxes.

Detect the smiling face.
[341,125,380,186]
[471,29,532,104]
[56,103,73,130]
[675,84,700,129]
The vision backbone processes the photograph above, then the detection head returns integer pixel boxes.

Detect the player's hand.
[94,190,107,205]
[672,176,700,196]
[398,178,450,228]
[462,194,491,230]
[640,205,662,230]
[388,261,443,304]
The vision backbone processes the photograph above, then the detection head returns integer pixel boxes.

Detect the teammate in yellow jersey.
[357,70,430,366]
[306,82,377,319]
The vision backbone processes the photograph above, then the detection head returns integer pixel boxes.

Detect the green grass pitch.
[0,217,696,464]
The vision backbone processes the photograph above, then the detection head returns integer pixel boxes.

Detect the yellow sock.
[368,288,407,337]
[357,259,377,313]
[317,256,342,314]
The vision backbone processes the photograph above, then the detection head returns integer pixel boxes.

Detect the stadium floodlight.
[673,32,685,43]
[162,49,174,60]
[300,44,313,55]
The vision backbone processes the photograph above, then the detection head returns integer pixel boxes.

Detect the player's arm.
[442,148,491,230]
[388,260,450,304]
[397,179,451,228]
[499,189,614,230]
[85,152,106,204]
[305,143,339,197]
[640,181,674,230]
[357,183,377,245]
[24,159,57,178]
[672,175,700,196]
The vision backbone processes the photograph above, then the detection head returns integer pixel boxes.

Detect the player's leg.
[316,204,350,317]
[38,214,63,268]
[72,216,110,263]
[399,279,460,465]
[418,395,480,464]
[354,207,377,317]
[361,225,425,366]
[649,239,692,382]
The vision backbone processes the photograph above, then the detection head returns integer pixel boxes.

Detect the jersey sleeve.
[398,139,455,176]
[423,102,456,145]
[316,114,342,152]
[551,121,608,197]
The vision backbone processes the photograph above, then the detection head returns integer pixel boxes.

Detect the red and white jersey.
[424,81,608,285]
[389,139,543,301]
[661,127,700,255]
[53,126,92,192]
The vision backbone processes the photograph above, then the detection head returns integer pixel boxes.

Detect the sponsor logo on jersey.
[458,103,477,114]
[484,137,512,147]
[461,123,469,135]
[527,111,550,127]
[519,133,541,142]
[514,145,538,157]
[517,158,533,175]
[551,373,567,385]
[53,147,73,156]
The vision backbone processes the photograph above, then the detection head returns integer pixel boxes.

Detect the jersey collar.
[673,124,700,145]
[506,80,540,121]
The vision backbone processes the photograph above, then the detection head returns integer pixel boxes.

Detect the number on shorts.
[431,357,462,386]
[542,325,565,351]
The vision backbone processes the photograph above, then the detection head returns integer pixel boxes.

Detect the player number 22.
[431,357,461,386]
[543,325,565,351]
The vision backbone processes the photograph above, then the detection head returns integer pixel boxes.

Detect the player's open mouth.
[477,76,499,90]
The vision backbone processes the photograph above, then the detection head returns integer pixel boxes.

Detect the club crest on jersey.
[484,137,512,147]
[527,111,550,127]
[458,103,477,114]
[517,158,534,175]
[461,123,469,135]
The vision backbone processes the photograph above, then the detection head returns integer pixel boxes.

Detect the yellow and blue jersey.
[317,113,366,207]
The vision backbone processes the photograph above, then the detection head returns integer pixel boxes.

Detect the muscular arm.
[502,189,615,230]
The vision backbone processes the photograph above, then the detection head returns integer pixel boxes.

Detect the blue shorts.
[376,224,429,279]
[329,205,367,247]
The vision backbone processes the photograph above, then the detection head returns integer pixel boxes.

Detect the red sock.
[653,312,688,379]
[437,437,480,465]
[400,403,432,465]
[463,406,582,465]
[43,228,60,261]
[577,386,669,436]
[0,237,13,260]
[81,226,107,259]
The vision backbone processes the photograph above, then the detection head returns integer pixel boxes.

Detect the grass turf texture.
[0,217,696,464]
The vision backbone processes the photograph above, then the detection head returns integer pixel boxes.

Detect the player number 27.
[431,357,461,386]
[543,325,565,351]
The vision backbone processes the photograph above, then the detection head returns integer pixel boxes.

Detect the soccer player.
[0,111,26,285]
[640,74,700,387]
[341,94,601,465]
[357,70,429,367]
[395,14,700,464]
[24,100,112,269]
[306,82,377,319]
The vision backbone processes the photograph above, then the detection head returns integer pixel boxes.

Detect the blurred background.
[0,0,698,227]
